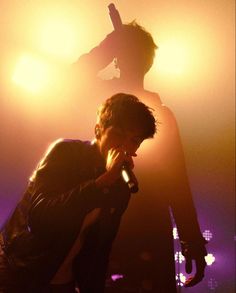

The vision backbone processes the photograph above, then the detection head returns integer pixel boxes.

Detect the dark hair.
[123,21,158,60]
[117,21,158,73]
[97,93,156,139]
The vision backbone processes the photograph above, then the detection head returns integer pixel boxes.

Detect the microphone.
[121,162,139,194]
[108,3,122,31]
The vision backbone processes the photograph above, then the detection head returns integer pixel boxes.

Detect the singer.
[0,93,156,293]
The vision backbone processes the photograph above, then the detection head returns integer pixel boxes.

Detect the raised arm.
[71,31,121,79]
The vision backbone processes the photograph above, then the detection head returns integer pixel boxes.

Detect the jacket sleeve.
[72,31,118,76]
[28,140,106,235]
[75,206,129,293]
[160,107,206,244]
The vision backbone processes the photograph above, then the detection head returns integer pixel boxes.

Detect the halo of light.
[155,36,190,75]
[12,54,51,93]
[205,253,216,266]
[38,14,82,63]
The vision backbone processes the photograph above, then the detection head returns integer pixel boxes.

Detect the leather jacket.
[0,139,130,292]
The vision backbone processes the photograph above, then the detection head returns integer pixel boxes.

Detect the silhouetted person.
[0,93,156,293]
[72,21,207,293]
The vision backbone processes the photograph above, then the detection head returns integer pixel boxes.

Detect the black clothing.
[71,45,208,291]
[0,139,130,292]
[107,92,207,292]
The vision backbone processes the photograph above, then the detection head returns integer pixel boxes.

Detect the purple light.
[203,229,213,241]
[205,253,216,266]
[111,274,124,281]
[176,273,186,287]
[208,278,218,290]
[172,227,179,239]
[175,251,185,263]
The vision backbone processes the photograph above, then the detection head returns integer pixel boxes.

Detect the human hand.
[106,147,134,175]
[181,240,207,287]
[96,147,134,188]
[98,30,123,58]
[184,255,206,287]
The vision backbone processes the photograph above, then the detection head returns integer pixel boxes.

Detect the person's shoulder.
[144,90,161,100]
[140,90,161,108]
[50,138,91,146]
[142,90,178,126]
[44,138,92,157]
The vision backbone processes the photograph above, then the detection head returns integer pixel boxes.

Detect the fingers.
[107,147,135,173]
[184,276,200,287]
[109,147,126,162]
[106,148,128,172]
[110,147,134,161]
[103,147,136,186]
[184,257,206,287]
[184,273,204,287]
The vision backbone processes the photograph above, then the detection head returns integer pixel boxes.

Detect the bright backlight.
[156,37,190,75]
[205,253,216,266]
[12,54,50,93]
[39,17,80,63]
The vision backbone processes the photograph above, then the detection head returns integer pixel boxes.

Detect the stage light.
[203,229,213,241]
[156,37,190,75]
[205,253,216,266]
[38,16,80,63]
[175,251,185,264]
[176,273,186,287]
[12,54,51,93]
[111,274,124,281]
[172,227,179,239]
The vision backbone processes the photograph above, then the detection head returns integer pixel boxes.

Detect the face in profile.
[97,125,144,159]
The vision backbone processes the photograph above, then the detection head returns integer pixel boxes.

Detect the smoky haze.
[0,1,235,292]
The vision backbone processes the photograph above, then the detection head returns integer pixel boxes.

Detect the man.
[0,93,156,293]
[72,21,207,292]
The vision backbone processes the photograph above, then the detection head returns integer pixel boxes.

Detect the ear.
[95,124,101,139]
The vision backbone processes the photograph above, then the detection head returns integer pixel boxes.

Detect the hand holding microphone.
[112,148,139,193]
[121,152,139,193]
[85,3,122,70]
[96,147,139,193]
[108,3,123,31]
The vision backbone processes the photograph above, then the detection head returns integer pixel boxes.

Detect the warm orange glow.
[156,37,190,75]
[38,15,81,63]
[12,54,51,93]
